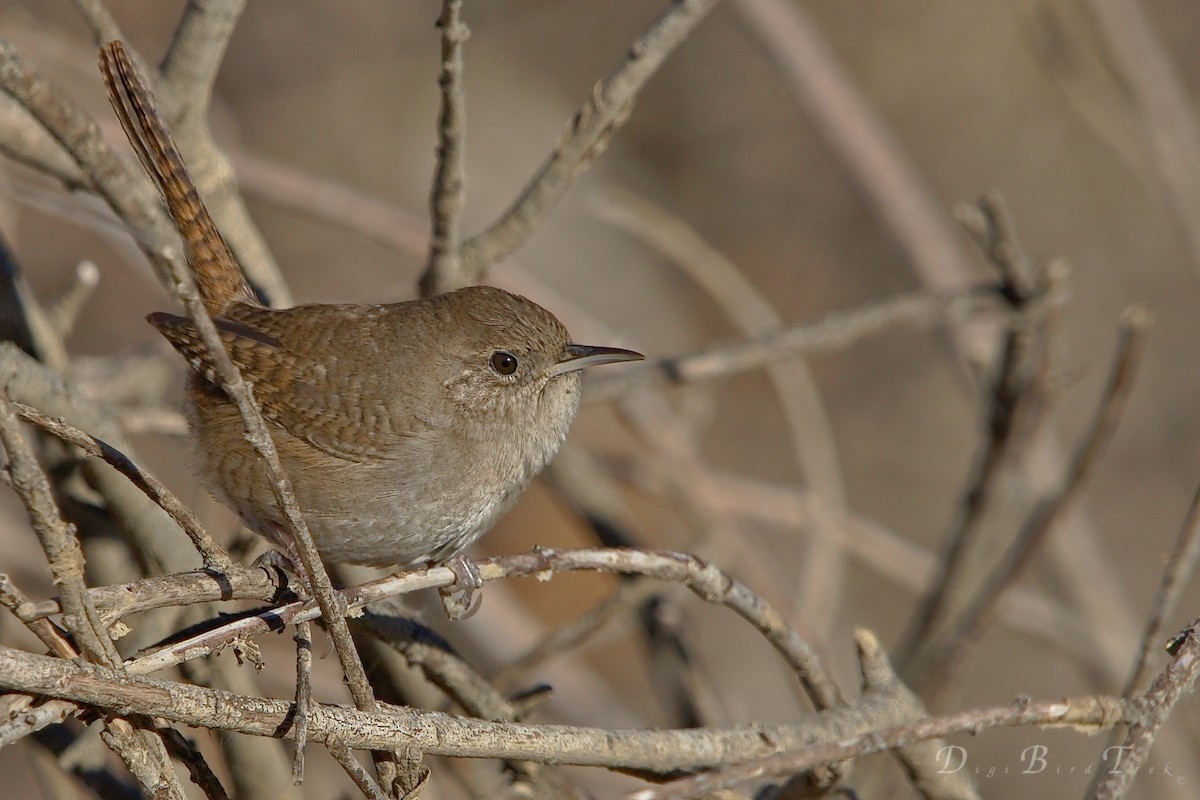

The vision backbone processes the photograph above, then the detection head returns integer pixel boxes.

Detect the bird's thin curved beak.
[548,343,644,377]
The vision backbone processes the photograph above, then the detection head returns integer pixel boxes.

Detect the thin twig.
[962,307,1151,647]
[457,0,721,277]
[1092,619,1200,799]
[158,726,231,800]
[727,0,1143,699]
[0,85,90,185]
[11,400,233,570]
[1123,479,1200,695]
[420,0,469,297]
[44,260,100,339]
[900,194,1060,694]
[0,390,117,666]
[22,564,279,626]
[594,186,849,636]
[1085,0,1200,274]
[327,739,390,800]
[634,691,1127,800]
[127,549,833,706]
[159,0,248,124]
[729,0,981,354]
[70,0,123,46]
[0,387,187,798]
[587,286,1009,403]
[0,574,75,657]
[291,619,312,784]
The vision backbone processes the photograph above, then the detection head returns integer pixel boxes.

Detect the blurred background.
[2,1,1200,797]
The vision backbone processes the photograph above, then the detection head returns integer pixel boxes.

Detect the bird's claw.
[253,547,311,599]
[439,554,483,620]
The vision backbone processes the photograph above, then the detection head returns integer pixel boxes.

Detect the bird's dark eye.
[490,351,518,375]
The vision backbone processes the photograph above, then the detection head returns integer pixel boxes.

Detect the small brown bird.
[99,43,642,577]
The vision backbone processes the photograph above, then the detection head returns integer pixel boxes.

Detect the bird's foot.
[253,547,311,599]
[439,553,483,620]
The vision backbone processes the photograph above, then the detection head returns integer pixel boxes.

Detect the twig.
[0,574,75,657]
[11,400,233,570]
[0,97,89,193]
[0,390,117,666]
[727,0,1142,700]
[620,462,1098,664]
[457,0,720,277]
[231,146,429,255]
[44,260,99,339]
[0,39,178,282]
[1085,0,1200,273]
[634,691,1127,800]
[359,608,587,796]
[593,186,849,636]
[70,0,123,46]
[0,230,70,373]
[360,611,516,721]
[159,0,248,124]
[1092,619,1200,799]
[158,726,231,800]
[493,573,661,690]
[587,286,1009,403]
[0,387,187,798]
[420,0,469,297]
[729,0,981,354]
[22,564,279,626]
[1123,478,1200,695]
[121,548,833,700]
[327,739,390,800]
[960,308,1151,652]
[899,194,1059,694]
[291,619,312,784]
[912,305,1151,696]
[854,631,980,800]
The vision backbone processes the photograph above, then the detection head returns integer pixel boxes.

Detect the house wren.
[99,43,642,573]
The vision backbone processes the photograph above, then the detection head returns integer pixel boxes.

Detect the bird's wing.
[148,304,422,462]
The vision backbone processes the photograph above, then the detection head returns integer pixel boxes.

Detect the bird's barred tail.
[99,40,254,316]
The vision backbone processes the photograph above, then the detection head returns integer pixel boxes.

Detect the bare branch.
[11,400,233,570]
[70,0,123,46]
[588,285,1009,403]
[420,0,469,297]
[636,692,1127,799]
[1092,619,1200,799]
[1085,0,1200,274]
[0,389,117,666]
[457,0,720,277]
[0,641,923,773]
[290,619,312,784]
[1123,478,1200,695]
[0,388,188,798]
[159,0,248,123]
[327,739,391,800]
[43,260,100,339]
[593,186,850,636]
